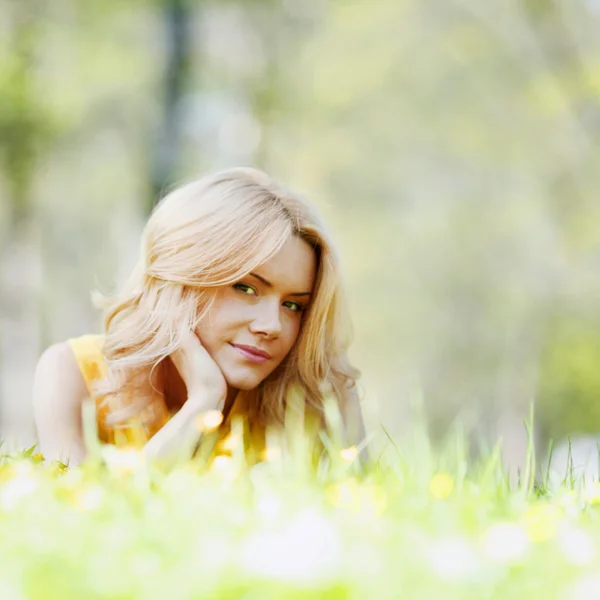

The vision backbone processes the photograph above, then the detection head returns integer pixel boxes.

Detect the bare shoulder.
[33,341,89,464]
[33,341,88,409]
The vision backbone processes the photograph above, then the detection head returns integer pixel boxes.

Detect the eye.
[283,301,304,313]
[233,283,257,296]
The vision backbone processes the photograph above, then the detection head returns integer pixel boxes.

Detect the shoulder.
[33,342,91,464]
[64,334,107,389]
[38,341,72,362]
[33,341,89,409]
[66,334,105,359]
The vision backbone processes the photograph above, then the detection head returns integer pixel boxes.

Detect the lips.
[231,343,272,364]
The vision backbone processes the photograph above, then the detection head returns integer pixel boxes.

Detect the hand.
[169,332,227,411]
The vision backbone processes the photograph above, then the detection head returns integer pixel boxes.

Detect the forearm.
[143,395,221,464]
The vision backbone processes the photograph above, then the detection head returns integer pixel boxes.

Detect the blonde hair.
[95,167,358,434]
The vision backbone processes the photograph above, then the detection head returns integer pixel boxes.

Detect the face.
[195,235,317,393]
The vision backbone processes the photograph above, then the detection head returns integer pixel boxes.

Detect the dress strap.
[66,334,107,394]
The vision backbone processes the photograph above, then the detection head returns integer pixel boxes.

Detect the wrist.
[186,388,225,412]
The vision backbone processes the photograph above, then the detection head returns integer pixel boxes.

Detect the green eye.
[233,283,257,295]
[284,301,304,313]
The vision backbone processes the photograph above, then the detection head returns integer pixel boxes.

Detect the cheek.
[194,310,229,352]
[197,296,247,337]
[279,318,303,355]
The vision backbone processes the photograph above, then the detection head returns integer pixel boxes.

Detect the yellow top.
[66,334,266,462]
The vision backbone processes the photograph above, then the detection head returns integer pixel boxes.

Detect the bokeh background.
[1,0,600,471]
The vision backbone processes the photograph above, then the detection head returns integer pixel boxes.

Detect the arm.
[143,392,223,464]
[32,342,89,466]
[34,334,225,468]
[144,331,227,464]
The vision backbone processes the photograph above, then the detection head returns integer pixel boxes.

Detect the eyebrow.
[249,272,312,297]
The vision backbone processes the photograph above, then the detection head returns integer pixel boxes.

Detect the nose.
[249,299,281,339]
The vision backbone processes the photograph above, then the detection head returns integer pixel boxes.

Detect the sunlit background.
[1,0,600,472]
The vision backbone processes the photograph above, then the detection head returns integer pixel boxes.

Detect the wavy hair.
[94,167,358,436]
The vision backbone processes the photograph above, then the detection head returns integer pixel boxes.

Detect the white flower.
[0,578,26,600]
[255,491,283,523]
[73,485,104,511]
[162,467,200,495]
[0,463,39,510]
[428,537,481,581]
[565,574,600,600]
[558,526,596,567]
[101,446,146,474]
[240,508,341,584]
[482,522,530,564]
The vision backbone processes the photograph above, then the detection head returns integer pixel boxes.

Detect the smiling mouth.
[230,343,271,364]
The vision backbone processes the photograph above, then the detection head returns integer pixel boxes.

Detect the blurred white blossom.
[240,508,341,584]
[428,537,481,581]
[482,522,530,564]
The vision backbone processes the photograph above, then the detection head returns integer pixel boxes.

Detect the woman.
[32,167,364,467]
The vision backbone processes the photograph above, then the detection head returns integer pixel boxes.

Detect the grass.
[1,408,600,600]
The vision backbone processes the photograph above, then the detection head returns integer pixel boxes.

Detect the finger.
[169,347,186,382]
[170,332,197,376]
[170,332,206,379]
[183,330,206,355]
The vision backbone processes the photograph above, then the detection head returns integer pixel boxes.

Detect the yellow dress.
[67,334,266,462]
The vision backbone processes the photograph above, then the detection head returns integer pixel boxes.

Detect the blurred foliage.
[0,2,57,223]
[538,318,600,441]
[1,0,600,449]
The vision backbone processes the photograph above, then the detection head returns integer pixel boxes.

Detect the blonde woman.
[32,167,364,467]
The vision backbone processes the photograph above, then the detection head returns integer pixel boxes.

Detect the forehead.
[255,236,317,292]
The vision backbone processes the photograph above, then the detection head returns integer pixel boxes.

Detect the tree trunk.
[148,0,192,212]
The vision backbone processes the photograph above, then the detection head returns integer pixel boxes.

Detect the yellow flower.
[362,484,387,515]
[584,483,600,505]
[340,446,359,462]
[521,504,563,543]
[429,473,454,499]
[211,455,233,471]
[221,434,241,452]
[262,447,281,462]
[325,479,361,512]
[49,461,69,475]
[196,410,223,433]
[0,462,39,509]
[325,479,387,515]
[102,447,145,476]
[70,485,104,511]
[209,455,239,482]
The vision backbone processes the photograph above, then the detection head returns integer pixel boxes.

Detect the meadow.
[1,405,599,600]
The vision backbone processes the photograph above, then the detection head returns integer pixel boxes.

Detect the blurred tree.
[240,0,318,170]
[0,1,53,227]
[148,0,193,211]
[538,317,600,442]
[0,0,597,457]
[0,0,56,439]
[267,0,600,468]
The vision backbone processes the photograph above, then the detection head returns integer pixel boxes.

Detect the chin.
[223,368,268,391]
